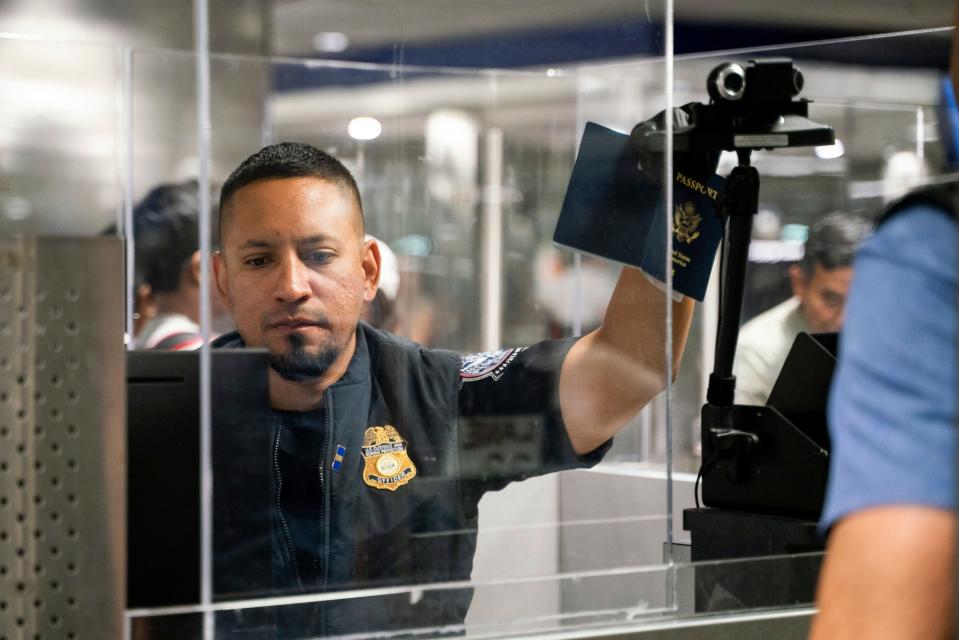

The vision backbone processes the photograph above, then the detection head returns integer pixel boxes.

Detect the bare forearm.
[811,507,955,640]
[560,267,695,454]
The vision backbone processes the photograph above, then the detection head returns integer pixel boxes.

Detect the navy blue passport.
[553,121,724,301]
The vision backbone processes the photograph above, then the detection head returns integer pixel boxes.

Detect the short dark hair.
[134,180,217,294]
[800,212,872,276]
[218,142,363,240]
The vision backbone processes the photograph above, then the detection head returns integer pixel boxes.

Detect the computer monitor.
[126,349,273,609]
[767,331,838,450]
[700,332,838,519]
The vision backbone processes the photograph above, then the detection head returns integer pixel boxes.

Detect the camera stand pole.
[703,148,760,463]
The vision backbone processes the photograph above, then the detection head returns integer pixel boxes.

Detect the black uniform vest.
[213,323,478,638]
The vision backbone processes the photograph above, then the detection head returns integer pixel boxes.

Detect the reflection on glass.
[0,39,120,237]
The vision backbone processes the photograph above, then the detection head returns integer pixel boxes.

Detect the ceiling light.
[814,139,845,159]
[312,32,349,53]
[3,197,31,221]
[348,117,382,141]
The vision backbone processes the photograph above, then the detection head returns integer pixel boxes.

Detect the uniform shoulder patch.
[460,347,525,383]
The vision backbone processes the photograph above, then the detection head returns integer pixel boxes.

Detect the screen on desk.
[767,331,838,450]
[126,349,273,609]
[701,331,838,519]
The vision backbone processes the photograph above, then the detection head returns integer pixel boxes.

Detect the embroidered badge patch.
[460,348,524,383]
[361,425,417,491]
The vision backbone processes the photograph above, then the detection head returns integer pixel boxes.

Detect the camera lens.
[708,62,747,102]
[792,68,805,96]
[724,73,745,95]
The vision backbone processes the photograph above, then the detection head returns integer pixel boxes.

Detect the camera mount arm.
[701,148,761,474]
[707,148,759,411]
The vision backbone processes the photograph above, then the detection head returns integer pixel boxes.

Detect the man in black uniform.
[211,142,696,637]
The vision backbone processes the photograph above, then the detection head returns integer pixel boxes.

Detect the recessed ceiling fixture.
[348,116,382,141]
[312,31,349,53]
[814,139,845,159]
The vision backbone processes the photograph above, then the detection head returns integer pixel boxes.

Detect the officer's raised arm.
[551,107,720,456]
[559,267,695,455]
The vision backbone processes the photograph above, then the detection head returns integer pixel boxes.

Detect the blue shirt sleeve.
[820,205,957,533]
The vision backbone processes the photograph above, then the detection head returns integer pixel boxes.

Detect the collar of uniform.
[211,330,245,349]
[329,324,370,389]
[212,325,370,389]
[212,325,371,389]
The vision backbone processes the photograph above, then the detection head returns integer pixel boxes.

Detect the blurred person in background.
[733,212,871,405]
[360,234,442,344]
[392,261,439,346]
[132,180,226,350]
[533,245,618,339]
[811,5,959,637]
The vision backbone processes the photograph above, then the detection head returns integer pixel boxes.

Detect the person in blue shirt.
[812,7,959,637]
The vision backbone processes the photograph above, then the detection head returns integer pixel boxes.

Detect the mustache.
[261,309,332,329]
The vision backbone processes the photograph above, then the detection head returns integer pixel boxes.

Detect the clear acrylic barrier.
[126,552,821,638]
[120,26,957,640]
[0,36,122,237]
[662,30,953,529]
[577,27,954,474]
[0,15,952,640]
[127,33,676,639]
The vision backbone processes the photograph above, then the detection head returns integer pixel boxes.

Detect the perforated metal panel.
[0,236,125,640]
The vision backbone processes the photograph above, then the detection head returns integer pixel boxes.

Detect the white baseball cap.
[366,235,400,301]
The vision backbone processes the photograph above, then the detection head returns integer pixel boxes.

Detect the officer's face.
[214,177,379,381]
[790,263,852,334]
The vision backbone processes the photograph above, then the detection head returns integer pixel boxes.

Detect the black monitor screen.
[127,349,273,609]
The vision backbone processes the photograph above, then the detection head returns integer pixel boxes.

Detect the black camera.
[707,59,804,104]
[633,57,833,154]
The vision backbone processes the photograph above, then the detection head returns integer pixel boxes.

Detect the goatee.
[269,332,340,382]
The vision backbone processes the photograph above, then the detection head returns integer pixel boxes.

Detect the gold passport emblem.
[361,425,417,491]
[674,202,702,245]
